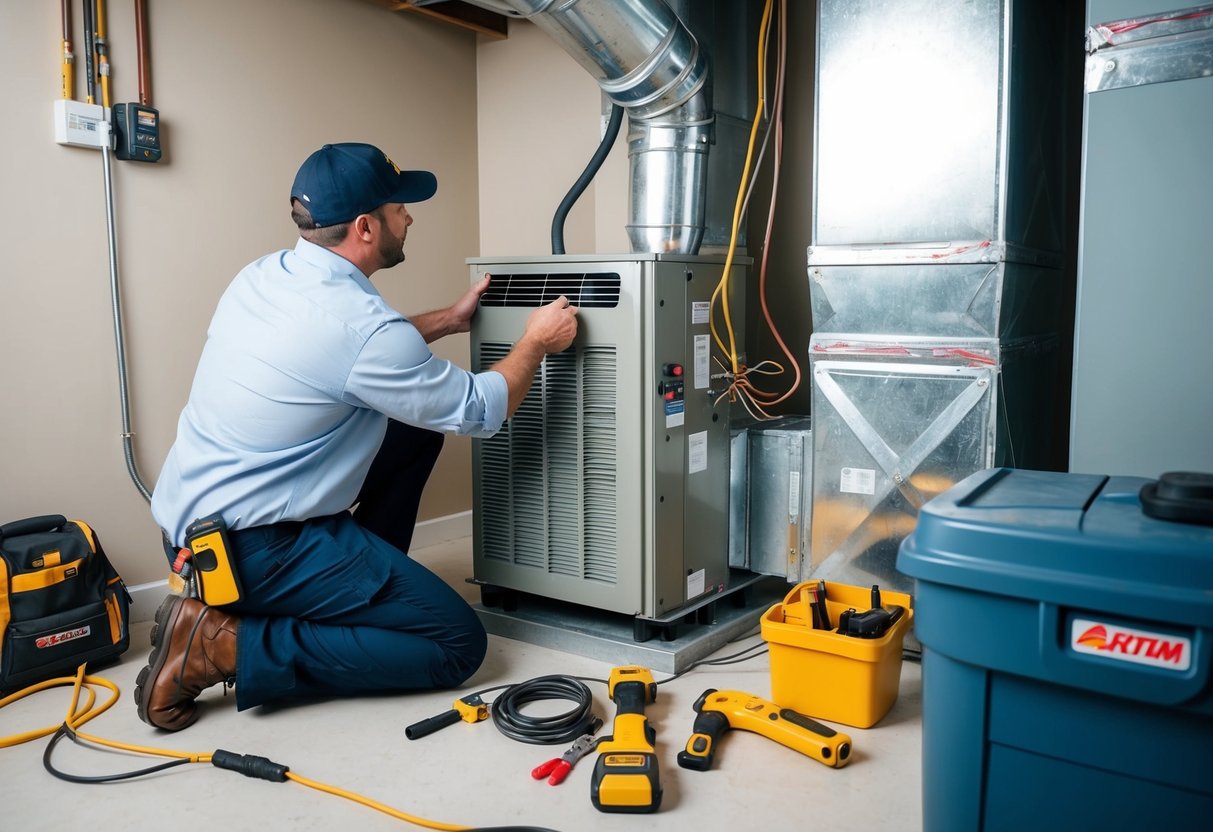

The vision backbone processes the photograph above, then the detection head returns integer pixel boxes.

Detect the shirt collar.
[292,237,378,296]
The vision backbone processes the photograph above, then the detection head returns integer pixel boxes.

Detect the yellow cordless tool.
[590,666,662,813]
[677,689,852,770]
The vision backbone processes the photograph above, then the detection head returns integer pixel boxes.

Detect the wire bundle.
[486,675,602,745]
[710,0,801,420]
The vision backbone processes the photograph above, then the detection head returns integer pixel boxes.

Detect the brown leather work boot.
[134,595,238,731]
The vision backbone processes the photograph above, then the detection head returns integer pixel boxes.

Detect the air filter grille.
[477,342,618,583]
[478,273,621,308]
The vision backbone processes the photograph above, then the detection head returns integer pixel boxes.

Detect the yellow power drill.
[677,688,852,770]
[590,666,662,813]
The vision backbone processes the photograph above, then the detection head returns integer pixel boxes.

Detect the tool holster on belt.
[161,514,243,606]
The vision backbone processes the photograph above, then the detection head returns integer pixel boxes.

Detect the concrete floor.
[0,536,923,831]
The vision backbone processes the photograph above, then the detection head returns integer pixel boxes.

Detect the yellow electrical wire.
[726,0,800,417]
[60,0,74,100]
[710,0,774,377]
[286,771,471,831]
[1,666,108,748]
[708,0,802,419]
[0,665,482,830]
[95,0,112,109]
[1,665,206,761]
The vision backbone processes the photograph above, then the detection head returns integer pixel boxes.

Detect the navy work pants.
[223,421,487,710]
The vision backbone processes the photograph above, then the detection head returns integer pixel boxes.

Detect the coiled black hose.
[489,674,602,744]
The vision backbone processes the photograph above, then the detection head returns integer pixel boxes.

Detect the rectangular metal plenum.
[469,255,746,619]
[806,333,1058,595]
[807,246,1063,340]
[813,0,1070,250]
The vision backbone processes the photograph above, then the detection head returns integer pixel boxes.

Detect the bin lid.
[897,468,1213,627]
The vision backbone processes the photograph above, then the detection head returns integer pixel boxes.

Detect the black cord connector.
[211,749,289,782]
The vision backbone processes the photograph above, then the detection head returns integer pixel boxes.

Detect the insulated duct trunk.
[476,0,712,254]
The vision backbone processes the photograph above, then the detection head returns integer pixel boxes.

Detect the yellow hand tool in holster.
[590,665,662,813]
[185,514,243,606]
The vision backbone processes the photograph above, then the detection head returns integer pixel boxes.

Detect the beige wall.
[1,0,481,587]
[476,19,631,256]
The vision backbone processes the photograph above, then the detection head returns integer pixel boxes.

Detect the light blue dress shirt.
[151,238,506,545]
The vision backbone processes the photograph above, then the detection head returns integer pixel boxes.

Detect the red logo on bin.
[1071,618,1189,671]
[1075,624,1109,649]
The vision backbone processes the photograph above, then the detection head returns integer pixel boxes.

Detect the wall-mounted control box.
[111,104,162,162]
[53,99,106,149]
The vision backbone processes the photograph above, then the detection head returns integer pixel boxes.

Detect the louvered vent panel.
[509,376,548,569]
[477,343,514,563]
[479,273,621,308]
[544,351,581,577]
[581,346,618,583]
[477,342,618,584]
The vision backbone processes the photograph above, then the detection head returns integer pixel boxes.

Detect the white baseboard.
[125,510,473,623]
[126,580,173,624]
[410,509,473,549]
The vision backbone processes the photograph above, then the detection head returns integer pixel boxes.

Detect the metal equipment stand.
[471,572,787,674]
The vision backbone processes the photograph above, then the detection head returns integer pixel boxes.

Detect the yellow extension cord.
[0,665,471,831]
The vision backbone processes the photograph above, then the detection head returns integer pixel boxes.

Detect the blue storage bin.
[897,468,1213,831]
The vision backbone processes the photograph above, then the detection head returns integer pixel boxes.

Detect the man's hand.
[521,295,579,355]
[412,274,491,343]
[448,274,492,335]
[493,295,580,415]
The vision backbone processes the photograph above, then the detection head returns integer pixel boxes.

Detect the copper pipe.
[135,0,151,106]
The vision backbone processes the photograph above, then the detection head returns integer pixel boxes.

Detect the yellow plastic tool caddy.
[760,580,912,728]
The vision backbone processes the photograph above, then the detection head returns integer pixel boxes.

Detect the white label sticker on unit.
[840,467,876,495]
[691,301,710,325]
[686,568,706,599]
[788,471,801,519]
[1070,617,1191,671]
[688,430,708,474]
[693,334,710,389]
[665,399,685,428]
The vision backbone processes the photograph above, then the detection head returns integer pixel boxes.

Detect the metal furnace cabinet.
[468,254,746,621]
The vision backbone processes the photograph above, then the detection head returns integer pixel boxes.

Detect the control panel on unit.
[659,362,685,426]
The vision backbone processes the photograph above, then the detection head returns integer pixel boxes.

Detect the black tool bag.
[0,515,132,692]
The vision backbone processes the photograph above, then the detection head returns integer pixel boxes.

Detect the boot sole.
[134,595,196,731]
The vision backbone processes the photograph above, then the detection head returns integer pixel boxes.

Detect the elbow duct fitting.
[483,0,712,254]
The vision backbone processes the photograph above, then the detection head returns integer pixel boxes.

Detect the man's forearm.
[411,309,453,344]
[492,336,547,416]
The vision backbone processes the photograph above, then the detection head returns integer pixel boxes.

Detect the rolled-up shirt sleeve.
[343,318,507,437]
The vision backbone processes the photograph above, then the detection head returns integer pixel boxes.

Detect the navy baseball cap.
[290,142,437,226]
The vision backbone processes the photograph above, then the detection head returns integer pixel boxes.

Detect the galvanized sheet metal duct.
[474,0,712,254]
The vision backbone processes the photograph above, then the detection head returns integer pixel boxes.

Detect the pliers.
[531,733,600,785]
